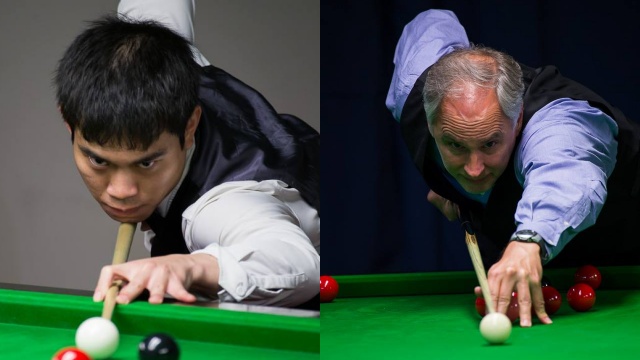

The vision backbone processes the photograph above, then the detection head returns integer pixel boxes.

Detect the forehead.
[435,86,511,139]
[74,129,179,155]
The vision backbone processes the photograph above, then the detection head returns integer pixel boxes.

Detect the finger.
[488,269,511,314]
[116,272,148,304]
[117,282,145,304]
[166,280,198,303]
[474,286,482,298]
[146,266,170,304]
[445,203,458,221]
[454,204,461,220]
[516,279,533,327]
[495,286,513,315]
[94,265,116,302]
[531,283,552,324]
[426,190,438,203]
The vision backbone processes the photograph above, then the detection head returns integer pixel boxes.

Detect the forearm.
[187,253,220,297]
[193,228,320,307]
[118,0,210,66]
[118,0,195,40]
[183,180,321,307]
[514,99,618,261]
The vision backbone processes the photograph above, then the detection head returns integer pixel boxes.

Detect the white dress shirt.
[118,0,320,306]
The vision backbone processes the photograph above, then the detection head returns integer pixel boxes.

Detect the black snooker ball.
[138,333,180,360]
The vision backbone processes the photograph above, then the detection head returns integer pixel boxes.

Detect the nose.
[106,170,138,200]
[464,152,485,178]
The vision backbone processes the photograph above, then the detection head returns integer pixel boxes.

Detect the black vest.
[145,65,320,257]
[400,63,640,267]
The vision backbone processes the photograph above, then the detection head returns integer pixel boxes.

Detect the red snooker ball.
[52,347,91,360]
[575,265,602,290]
[567,283,596,312]
[475,296,486,317]
[320,275,339,303]
[506,292,519,323]
[475,292,518,323]
[542,286,562,315]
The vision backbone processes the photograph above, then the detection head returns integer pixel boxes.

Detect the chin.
[462,182,493,195]
[107,214,144,224]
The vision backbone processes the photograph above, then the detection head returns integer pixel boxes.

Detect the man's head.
[55,16,202,222]
[423,45,524,194]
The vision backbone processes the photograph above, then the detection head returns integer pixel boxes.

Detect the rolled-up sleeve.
[117,0,211,66]
[182,180,320,307]
[514,99,618,261]
[386,9,469,121]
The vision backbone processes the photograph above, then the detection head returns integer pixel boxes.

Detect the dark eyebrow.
[78,145,167,165]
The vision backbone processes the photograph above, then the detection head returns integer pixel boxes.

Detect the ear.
[515,106,524,135]
[59,106,72,134]
[427,115,438,137]
[184,105,202,149]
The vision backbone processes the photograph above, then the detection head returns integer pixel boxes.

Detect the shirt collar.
[156,143,196,217]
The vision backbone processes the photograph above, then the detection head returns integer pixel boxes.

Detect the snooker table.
[0,284,319,359]
[321,266,640,359]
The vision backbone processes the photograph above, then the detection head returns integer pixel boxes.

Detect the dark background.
[321,1,640,275]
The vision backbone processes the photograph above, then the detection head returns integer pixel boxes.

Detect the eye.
[139,160,156,169]
[484,141,497,149]
[89,156,108,167]
[447,141,463,150]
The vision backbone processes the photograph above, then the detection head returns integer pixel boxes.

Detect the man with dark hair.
[55,0,320,308]
[387,10,640,326]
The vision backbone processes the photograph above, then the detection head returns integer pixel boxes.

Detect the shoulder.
[524,98,618,137]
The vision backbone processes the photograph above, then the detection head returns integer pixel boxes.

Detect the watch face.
[516,230,536,240]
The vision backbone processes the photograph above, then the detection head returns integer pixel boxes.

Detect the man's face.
[68,110,200,223]
[429,84,522,194]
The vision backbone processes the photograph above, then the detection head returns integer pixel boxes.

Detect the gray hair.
[423,45,524,127]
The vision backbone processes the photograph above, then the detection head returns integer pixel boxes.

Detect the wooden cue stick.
[101,222,136,320]
[461,216,496,314]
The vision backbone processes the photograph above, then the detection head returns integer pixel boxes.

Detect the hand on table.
[93,253,220,304]
[479,241,552,327]
[427,190,460,221]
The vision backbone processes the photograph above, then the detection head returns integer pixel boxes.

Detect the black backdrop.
[321,1,640,275]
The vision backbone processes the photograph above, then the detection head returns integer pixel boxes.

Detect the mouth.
[102,204,144,220]
[465,176,488,184]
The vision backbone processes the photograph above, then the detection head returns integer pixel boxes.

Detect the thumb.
[474,286,483,298]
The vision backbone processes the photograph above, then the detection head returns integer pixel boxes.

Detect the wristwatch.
[509,230,549,262]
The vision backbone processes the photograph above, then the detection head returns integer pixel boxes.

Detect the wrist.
[190,253,220,292]
[509,230,549,263]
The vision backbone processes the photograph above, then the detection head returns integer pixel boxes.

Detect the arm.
[118,0,210,66]
[94,180,320,307]
[183,180,321,307]
[487,98,618,326]
[385,9,470,121]
[514,98,618,260]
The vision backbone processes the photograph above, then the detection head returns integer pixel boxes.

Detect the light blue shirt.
[386,9,619,261]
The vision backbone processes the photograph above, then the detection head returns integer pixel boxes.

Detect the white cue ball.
[479,312,512,344]
[75,316,120,359]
